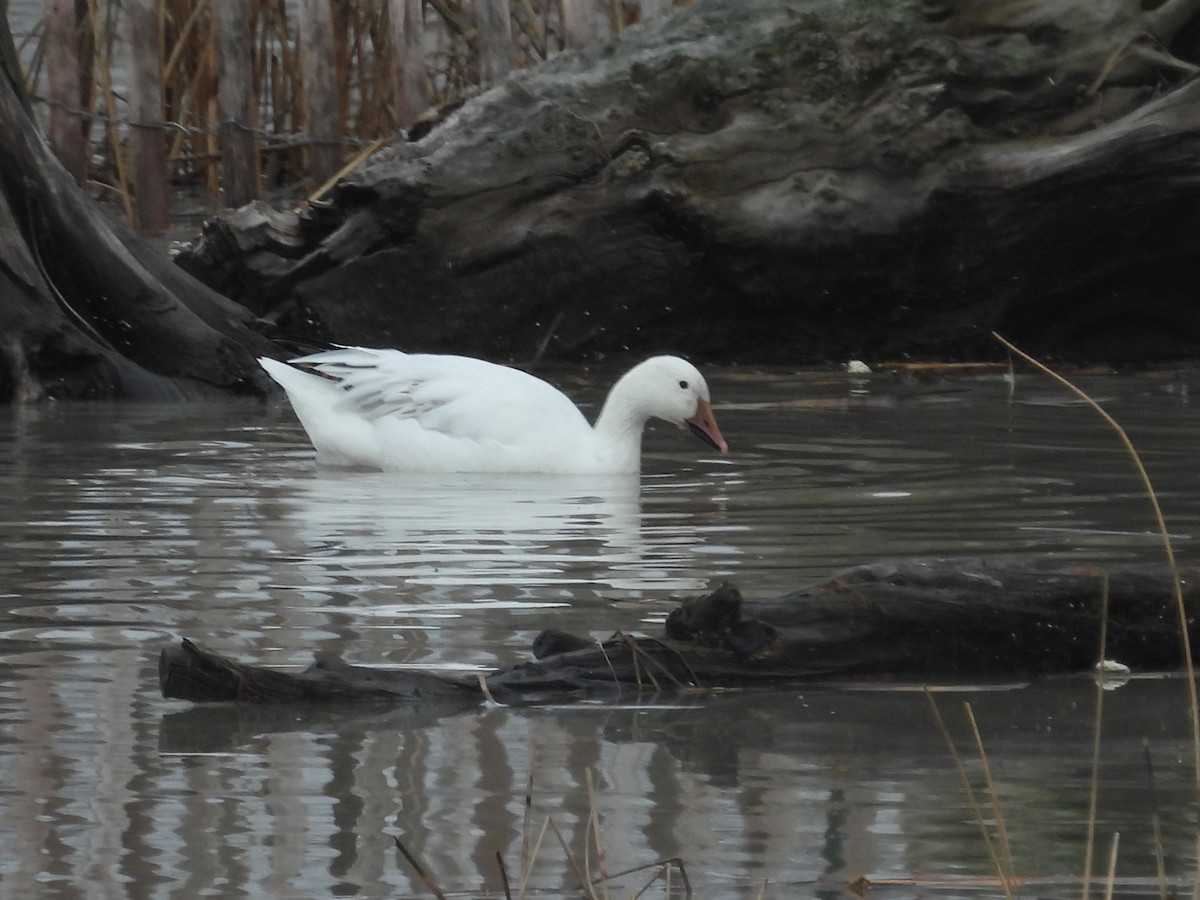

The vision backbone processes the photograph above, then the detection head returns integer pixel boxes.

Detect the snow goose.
[258,347,727,474]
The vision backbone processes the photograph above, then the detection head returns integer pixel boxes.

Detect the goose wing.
[292,347,592,447]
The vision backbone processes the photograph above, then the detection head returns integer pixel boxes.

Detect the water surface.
[2,369,1200,897]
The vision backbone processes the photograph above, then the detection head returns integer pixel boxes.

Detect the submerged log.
[178,0,1200,365]
[159,638,481,705]
[160,560,1200,706]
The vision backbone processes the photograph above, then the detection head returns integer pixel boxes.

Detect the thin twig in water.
[517,752,536,900]
[306,136,386,201]
[616,632,656,691]
[596,636,625,698]
[1083,572,1111,898]
[965,702,1016,890]
[393,835,449,900]
[1143,741,1169,900]
[621,857,693,899]
[585,769,612,899]
[924,690,1013,900]
[993,332,1200,890]
[520,816,556,898]
[631,635,704,689]
[496,849,513,900]
[609,632,702,691]
[548,817,593,897]
[1104,832,1121,900]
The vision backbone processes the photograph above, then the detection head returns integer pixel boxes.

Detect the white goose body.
[258,347,727,474]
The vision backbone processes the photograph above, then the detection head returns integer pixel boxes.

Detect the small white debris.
[845,360,871,374]
[1094,659,1132,690]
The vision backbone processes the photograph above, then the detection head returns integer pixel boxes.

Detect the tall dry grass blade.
[1143,741,1168,900]
[607,0,624,33]
[1083,572,1111,900]
[964,702,1016,892]
[993,332,1200,896]
[393,835,449,900]
[548,816,594,898]
[516,753,536,900]
[308,136,385,202]
[607,857,692,899]
[596,638,625,696]
[1104,831,1120,900]
[519,816,555,898]
[924,690,1012,900]
[584,768,612,899]
[86,0,134,224]
[161,0,210,84]
[525,0,551,56]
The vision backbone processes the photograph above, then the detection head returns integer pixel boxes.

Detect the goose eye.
[678,379,689,389]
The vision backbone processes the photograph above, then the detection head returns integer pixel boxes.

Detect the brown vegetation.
[19,0,693,223]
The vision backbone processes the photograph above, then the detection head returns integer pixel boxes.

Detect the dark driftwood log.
[0,13,277,401]
[160,560,1200,706]
[178,0,1200,365]
[159,638,480,705]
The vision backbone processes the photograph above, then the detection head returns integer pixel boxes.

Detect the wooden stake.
[298,0,342,186]
[389,0,428,126]
[88,0,134,225]
[124,0,169,233]
[560,0,593,48]
[214,0,258,206]
[46,0,86,181]
[476,0,512,85]
[638,0,670,22]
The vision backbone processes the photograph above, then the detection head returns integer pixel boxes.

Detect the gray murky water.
[2,368,1200,898]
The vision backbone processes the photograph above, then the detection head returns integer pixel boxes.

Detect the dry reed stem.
[607,0,625,33]
[548,816,594,897]
[596,638,624,696]
[393,835,450,900]
[605,857,692,898]
[308,136,385,202]
[1082,572,1111,898]
[30,0,702,217]
[1143,741,1169,900]
[161,0,209,84]
[964,702,1016,888]
[514,0,549,58]
[524,816,556,896]
[629,862,668,899]
[517,751,535,899]
[86,0,134,222]
[584,769,612,899]
[924,690,1014,900]
[992,332,1200,895]
[1104,832,1120,900]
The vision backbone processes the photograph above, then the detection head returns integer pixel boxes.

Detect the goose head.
[602,356,729,454]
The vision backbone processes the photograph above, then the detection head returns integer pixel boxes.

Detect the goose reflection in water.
[274,468,725,601]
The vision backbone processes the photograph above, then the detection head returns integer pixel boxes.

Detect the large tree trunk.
[178,0,1200,366]
[159,559,1200,706]
[0,6,275,401]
